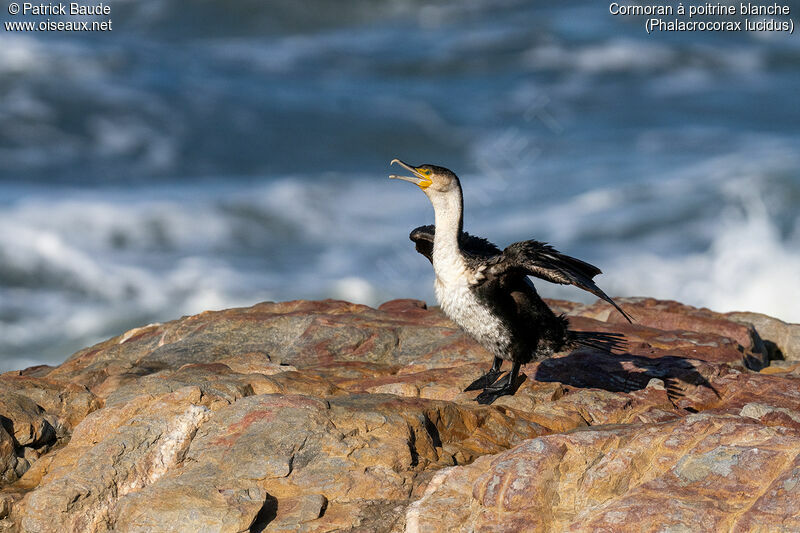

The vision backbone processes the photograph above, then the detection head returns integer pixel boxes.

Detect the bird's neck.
[430,188,464,259]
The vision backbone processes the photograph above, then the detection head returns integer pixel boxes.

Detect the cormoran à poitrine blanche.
[390,159,631,404]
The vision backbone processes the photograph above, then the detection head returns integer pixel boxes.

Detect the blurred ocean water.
[1,0,799,370]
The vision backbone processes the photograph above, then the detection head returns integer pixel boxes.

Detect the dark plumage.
[410,225,633,323]
[391,160,630,404]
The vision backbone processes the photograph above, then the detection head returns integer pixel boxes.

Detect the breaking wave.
[1,149,798,372]
[1,0,799,370]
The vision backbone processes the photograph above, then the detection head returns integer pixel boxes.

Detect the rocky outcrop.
[407,414,800,532]
[0,297,798,532]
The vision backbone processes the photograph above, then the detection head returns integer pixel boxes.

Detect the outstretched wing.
[409,225,502,264]
[488,240,633,323]
[408,227,630,322]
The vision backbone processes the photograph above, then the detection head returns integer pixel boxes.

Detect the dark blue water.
[1,0,799,370]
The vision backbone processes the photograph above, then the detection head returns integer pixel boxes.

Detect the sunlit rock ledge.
[1,297,799,532]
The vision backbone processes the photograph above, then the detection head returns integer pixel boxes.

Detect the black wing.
[409,225,501,264]
[488,240,633,323]
[409,226,435,264]
[409,226,631,323]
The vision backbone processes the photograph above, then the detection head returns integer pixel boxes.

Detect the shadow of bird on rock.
[534,349,721,408]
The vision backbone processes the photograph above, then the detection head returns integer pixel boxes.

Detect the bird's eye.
[421,169,432,177]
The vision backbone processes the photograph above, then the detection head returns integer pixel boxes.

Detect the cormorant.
[390,159,631,404]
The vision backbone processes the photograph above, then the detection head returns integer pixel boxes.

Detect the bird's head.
[389,159,460,195]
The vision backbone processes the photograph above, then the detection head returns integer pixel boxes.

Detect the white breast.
[432,252,511,358]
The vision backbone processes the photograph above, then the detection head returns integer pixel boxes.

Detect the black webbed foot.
[475,382,519,404]
[475,378,516,405]
[463,370,503,392]
[474,361,522,405]
[464,356,504,392]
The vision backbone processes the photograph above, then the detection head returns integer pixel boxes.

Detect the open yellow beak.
[389,159,432,189]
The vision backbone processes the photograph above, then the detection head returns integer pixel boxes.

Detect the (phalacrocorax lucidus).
[390,159,631,404]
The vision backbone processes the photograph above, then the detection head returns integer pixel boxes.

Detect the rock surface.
[0,297,798,532]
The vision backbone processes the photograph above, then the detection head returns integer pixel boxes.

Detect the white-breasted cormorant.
[390,159,631,404]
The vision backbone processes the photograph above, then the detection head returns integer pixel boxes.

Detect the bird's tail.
[568,330,628,354]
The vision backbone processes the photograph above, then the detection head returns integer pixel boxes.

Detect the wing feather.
[408,227,631,323]
[409,225,435,263]
[409,225,501,264]
[490,240,633,323]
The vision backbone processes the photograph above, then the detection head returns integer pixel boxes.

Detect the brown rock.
[760,359,800,375]
[263,493,328,531]
[0,375,100,433]
[216,352,297,375]
[95,393,544,532]
[727,310,800,361]
[732,452,800,532]
[0,391,55,449]
[407,414,800,532]
[44,299,488,395]
[2,297,800,531]
[571,297,768,368]
[0,427,21,486]
[19,387,214,533]
[567,315,760,368]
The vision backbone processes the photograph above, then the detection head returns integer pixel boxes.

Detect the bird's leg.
[463,356,504,392]
[475,361,522,405]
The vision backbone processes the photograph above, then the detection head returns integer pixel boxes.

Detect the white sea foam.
[603,182,800,322]
[1,159,798,372]
[0,35,48,75]
[0,178,428,369]
[0,1,798,371]
[525,39,676,73]
[494,144,800,323]
[523,38,764,75]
